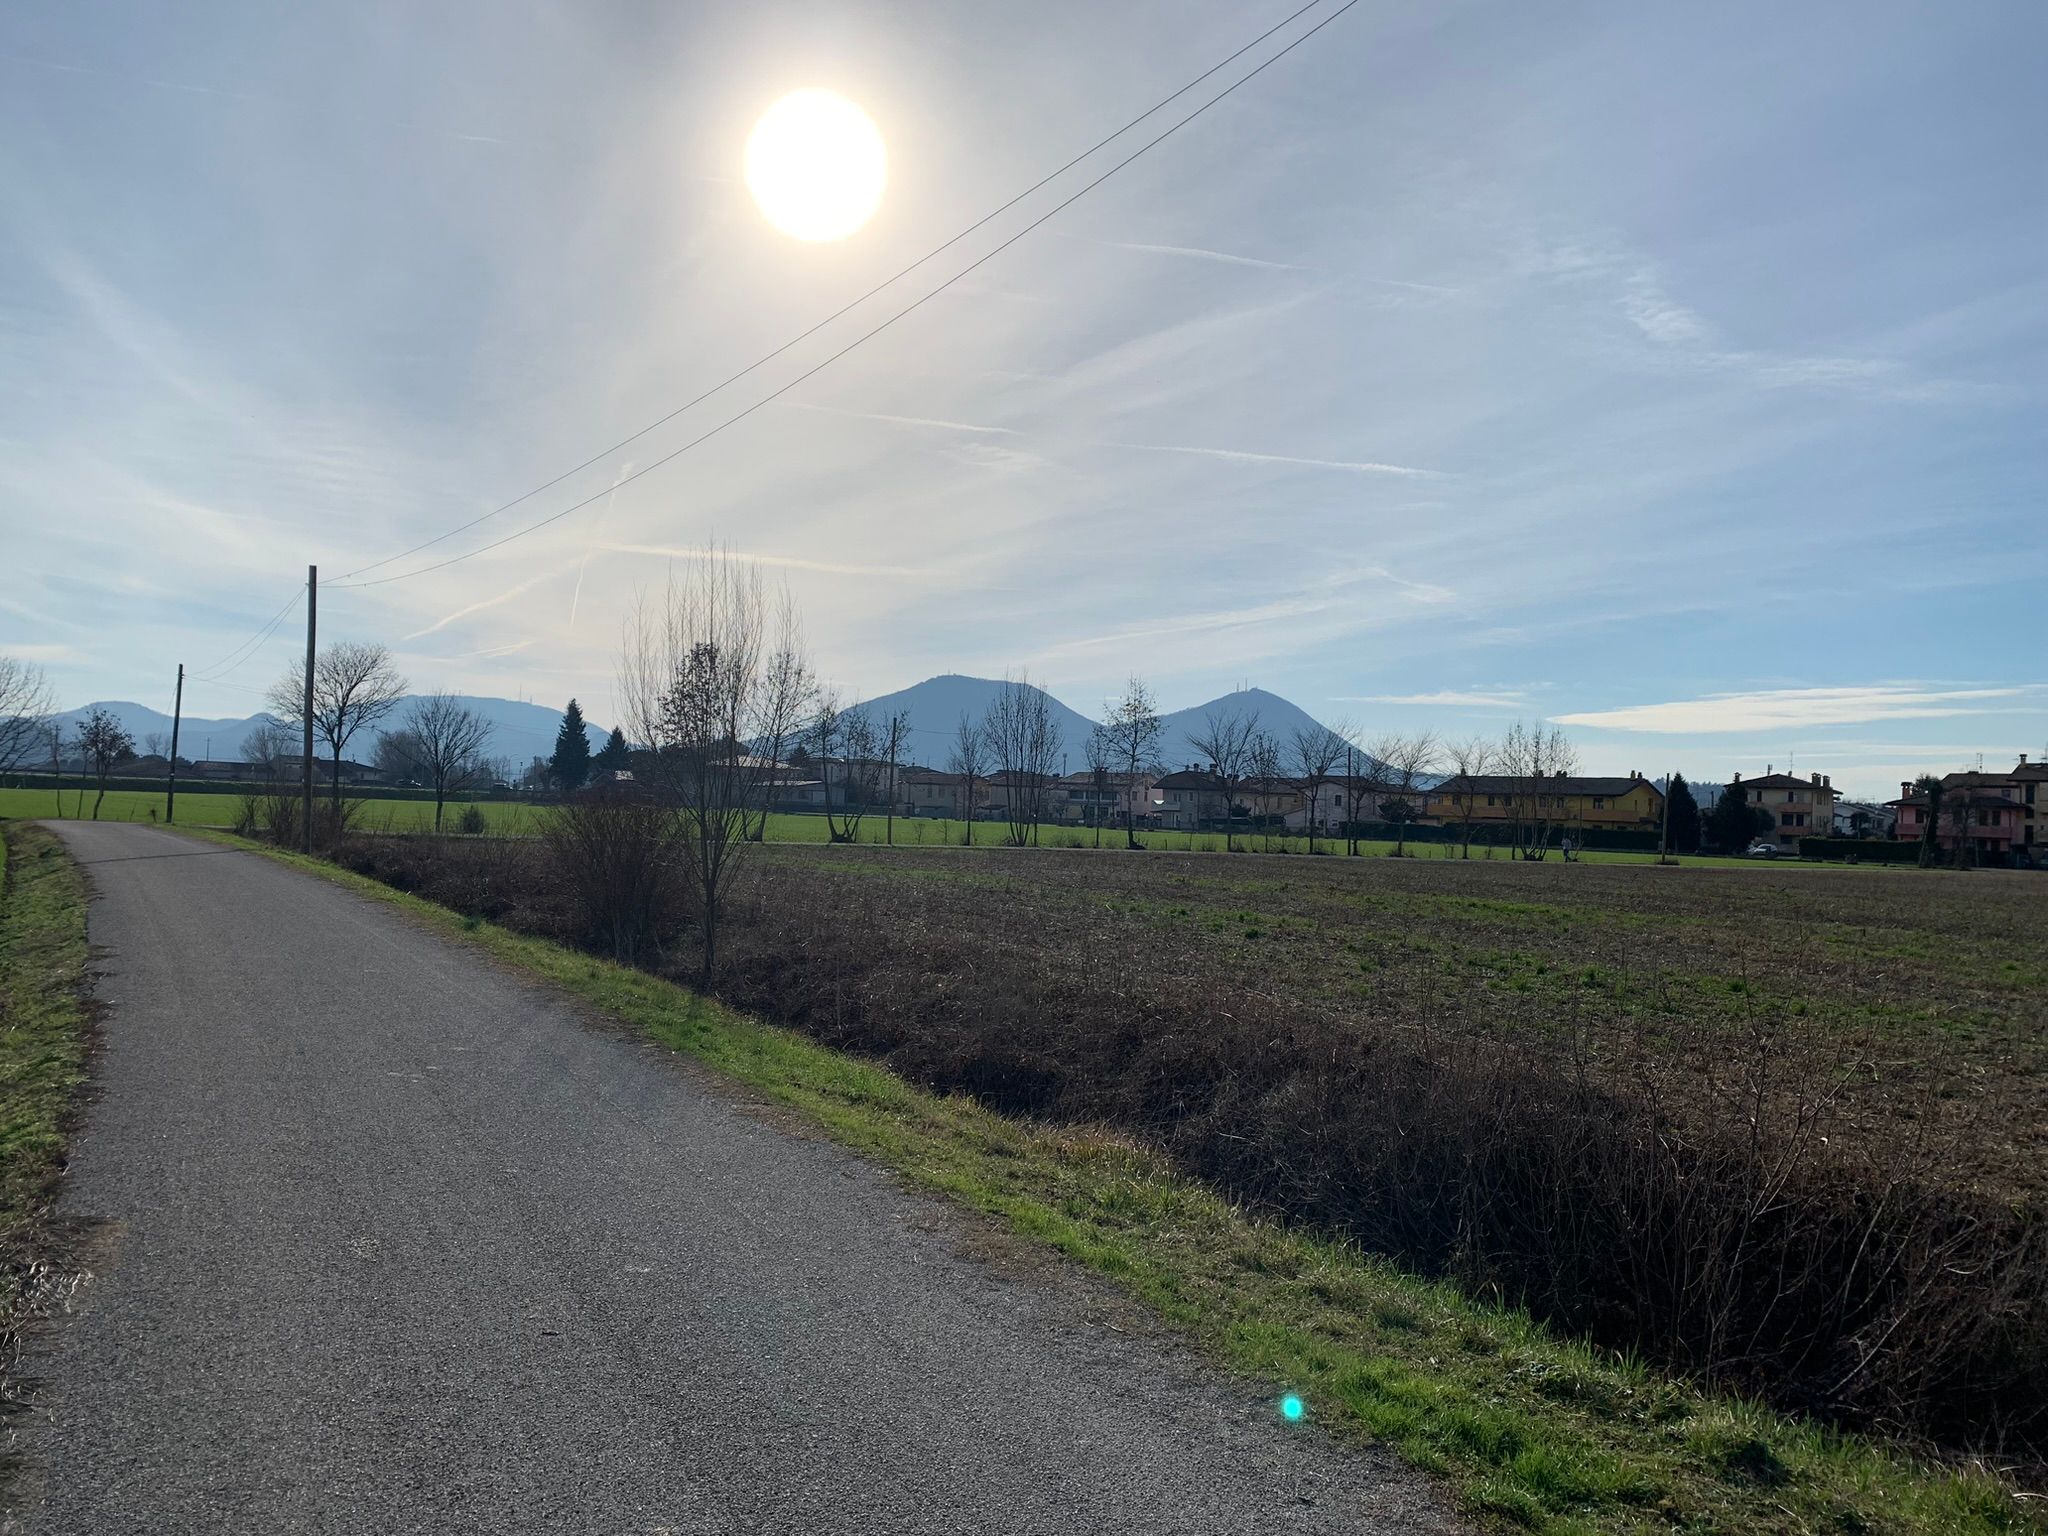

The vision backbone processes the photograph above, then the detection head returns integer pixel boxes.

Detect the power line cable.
[334,0,1330,584]
[333,0,1358,592]
[191,586,302,682]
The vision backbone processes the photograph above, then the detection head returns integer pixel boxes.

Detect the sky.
[3,1,2044,801]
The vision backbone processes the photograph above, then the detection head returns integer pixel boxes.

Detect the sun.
[745,88,886,243]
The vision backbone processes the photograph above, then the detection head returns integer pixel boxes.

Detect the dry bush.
[535,791,685,963]
[235,788,359,851]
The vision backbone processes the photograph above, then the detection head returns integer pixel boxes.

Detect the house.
[1152,767,1229,831]
[903,768,965,819]
[1304,775,1428,832]
[1833,800,1898,838]
[1054,770,1156,827]
[2013,756,2048,856]
[1724,770,1837,851]
[1423,771,1665,833]
[979,770,1060,824]
[1888,780,2026,864]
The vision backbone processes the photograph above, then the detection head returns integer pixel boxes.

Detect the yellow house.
[1424,771,1665,830]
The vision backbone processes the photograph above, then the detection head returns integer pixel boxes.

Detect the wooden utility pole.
[302,565,317,853]
[1659,768,1674,862]
[165,663,185,825]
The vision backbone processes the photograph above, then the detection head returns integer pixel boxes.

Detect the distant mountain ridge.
[51,677,1352,779]
[48,696,609,772]
[847,675,1349,774]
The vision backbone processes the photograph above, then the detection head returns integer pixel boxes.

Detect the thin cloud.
[595,543,939,579]
[1091,239,1310,272]
[1104,442,1444,478]
[1555,683,2046,734]
[782,402,1018,436]
[404,571,557,640]
[1343,690,1527,708]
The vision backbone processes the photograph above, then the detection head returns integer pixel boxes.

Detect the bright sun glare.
[745,88,886,243]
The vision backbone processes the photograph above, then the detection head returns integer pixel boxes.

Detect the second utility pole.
[302,565,317,853]
[166,663,184,824]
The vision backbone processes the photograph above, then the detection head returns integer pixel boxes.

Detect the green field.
[0,786,1837,868]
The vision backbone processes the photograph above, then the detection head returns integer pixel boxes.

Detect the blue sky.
[3,1,2044,799]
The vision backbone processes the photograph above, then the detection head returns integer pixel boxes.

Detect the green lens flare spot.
[1280,1394,1305,1422]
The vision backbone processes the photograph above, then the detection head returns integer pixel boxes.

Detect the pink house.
[1889,780,2024,863]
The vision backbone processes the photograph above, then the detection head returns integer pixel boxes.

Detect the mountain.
[49,696,609,771]
[847,676,1352,776]
[1155,687,1351,773]
[848,675,1101,771]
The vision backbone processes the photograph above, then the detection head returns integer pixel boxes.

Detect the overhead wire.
[189,586,303,683]
[330,0,1360,592]
[331,0,1334,584]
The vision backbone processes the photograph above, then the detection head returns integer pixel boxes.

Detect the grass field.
[0,823,92,1343]
[204,826,2043,1535]
[2,785,1829,868]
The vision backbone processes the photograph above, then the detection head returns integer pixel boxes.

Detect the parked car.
[1745,841,1779,858]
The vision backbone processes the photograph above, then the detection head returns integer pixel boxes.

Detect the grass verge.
[188,826,2038,1535]
[0,824,93,1325]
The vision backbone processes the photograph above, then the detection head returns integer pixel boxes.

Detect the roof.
[1730,774,1836,793]
[1056,770,1151,788]
[1432,774,1662,798]
[1889,790,2024,811]
[1154,769,1226,791]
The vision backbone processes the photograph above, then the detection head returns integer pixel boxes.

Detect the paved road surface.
[7,821,1456,1534]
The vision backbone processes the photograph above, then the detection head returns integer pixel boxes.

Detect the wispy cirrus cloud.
[1342,689,1528,709]
[593,543,940,579]
[404,571,558,641]
[1555,683,2047,734]
[1103,442,1445,477]
[1085,238,1309,272]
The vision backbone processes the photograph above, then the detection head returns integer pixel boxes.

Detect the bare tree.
[402,692,495,832]
[1083,723,1114,849]
[750,642,815,840]
[268,641,408,813]
[0,655,54,777]
[75,706,134,820]
[1248,730,1283,851]
[1942,786,1977,870]
[1100,677,1163,849]
[143,730,170,760]
[981,672,1063,846]
[947,712,986,847]
[1290,723,1348,856]
[809,691,846,842]
[1188,705,1259,851]
[879,708,912,846]
[1369,731,1440,857]
[619,556,814,987]
[241,718,297,781]
[1497,721,1578,859]
[838,706,881,843]
[1443,735,1496,859]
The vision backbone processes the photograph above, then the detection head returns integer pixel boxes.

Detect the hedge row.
[1798,837,1920,864]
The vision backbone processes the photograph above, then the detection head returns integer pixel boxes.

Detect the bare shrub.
[538,788,684,963]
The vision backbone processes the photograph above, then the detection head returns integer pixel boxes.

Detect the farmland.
[6,785,1811,866]
[335,825,2048,1472]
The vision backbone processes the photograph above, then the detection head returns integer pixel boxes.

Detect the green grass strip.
[183,827,2037,1535]
[0,824,94,1315]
